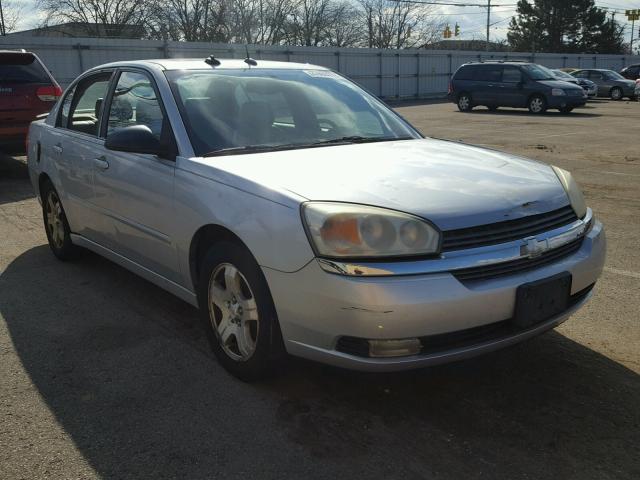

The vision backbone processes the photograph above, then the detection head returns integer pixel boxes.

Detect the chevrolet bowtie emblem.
[520,237,549,258]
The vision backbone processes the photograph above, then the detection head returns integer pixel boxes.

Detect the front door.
[498,66,526,107]
[94,70,180,283]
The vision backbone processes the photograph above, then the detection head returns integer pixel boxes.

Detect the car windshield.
[166,68,420,156]
[521,64,555,80]
[603,70,625,80]
[0,52,50,84]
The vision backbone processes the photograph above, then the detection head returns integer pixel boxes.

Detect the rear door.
[0,52,60,135]
[54,71,115,245]
[95,69,180,282]
[498,66,526,107]
[472,64,503,105]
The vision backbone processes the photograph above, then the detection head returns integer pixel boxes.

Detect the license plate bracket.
[514,272,572,329]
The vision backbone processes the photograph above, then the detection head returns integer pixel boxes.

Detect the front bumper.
[264,218,605,372]
[547,95,587,108]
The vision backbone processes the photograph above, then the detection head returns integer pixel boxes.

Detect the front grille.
[334,283,595,358]
[442,205,578,251]
[452,237,584,282]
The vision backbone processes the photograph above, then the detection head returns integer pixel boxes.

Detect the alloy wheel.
[208,263,259,361]
[529,97,544,113]
[458,95,470,111]
[611,88,622,100]
[45,191,65,249]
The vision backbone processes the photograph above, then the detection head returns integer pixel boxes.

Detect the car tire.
[457,93,473,112]
[610,87,623,100]
[527,95,547,114]
[559,106,573,114]
[197,241,286,381]
[41,180,78,261]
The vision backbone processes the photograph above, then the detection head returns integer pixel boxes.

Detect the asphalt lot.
[1,100,638,479]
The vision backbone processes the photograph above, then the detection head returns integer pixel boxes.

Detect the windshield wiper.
[203,144,301,157]
[310,136,415,146]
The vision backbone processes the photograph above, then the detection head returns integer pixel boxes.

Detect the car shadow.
[1,246,638,479]
[0,151,34,205]
[464,108,602,118]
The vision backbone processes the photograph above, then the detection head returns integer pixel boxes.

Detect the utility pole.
[625,9,640,54]
[0,0,6,37]
[486,0,491,52]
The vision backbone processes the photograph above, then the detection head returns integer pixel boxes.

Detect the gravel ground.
[1,99,638,480]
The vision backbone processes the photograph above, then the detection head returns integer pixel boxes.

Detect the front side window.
[66,73,112,136]
[166,68,420,156]
[107,71,165,140]
[603,70,624,81]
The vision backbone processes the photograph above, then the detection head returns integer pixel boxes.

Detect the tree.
[508,0,624,54]
[145,0,230,42]
[1,0,24,34]
[37,0,148,37]
[358,0,442,49]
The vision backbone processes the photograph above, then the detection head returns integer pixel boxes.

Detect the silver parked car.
[571,68,637,100]
[27,59,606,380]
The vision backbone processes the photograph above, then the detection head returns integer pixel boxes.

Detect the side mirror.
[105,125,167,157]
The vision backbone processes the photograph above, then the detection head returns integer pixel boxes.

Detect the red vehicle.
[0,50,61,149]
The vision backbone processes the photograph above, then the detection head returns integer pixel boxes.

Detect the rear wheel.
[457,93,472,112]
[610,87,623,100]
[197,241,285,381]
[41,181,78,260]
[528,95,547,114]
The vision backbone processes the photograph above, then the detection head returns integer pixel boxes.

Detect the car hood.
[198,138,570,231]
[538,79,583,90]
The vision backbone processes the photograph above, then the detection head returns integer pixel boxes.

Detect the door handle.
[93,156,109,170]
[53,144,63,154]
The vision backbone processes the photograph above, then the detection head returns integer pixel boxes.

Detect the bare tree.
[37,0,147,37]
[323,1,364,47]
[358,0,442,49]
[1,0,24,34]
[145,0,230,42]
[228,0,292,44]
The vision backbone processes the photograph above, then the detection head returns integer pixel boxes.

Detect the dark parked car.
[449,62,587,114]
[551,69,597,97]
[571,69,636,100]
[620,64,640,81]
[0,50,61,148]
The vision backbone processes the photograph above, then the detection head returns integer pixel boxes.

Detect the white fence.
[2,36,638,97]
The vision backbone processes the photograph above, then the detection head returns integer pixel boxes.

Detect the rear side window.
[454,65,476,81]
[63,73,112,136]
[0,52,50,84]
[502,66,522,83]
[475,65,502,82]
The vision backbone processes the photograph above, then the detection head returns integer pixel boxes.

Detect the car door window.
[590,72,603,81]
[502,67,522,83]
[573,71,589,79]
[475,66,502,82]
[107,71,165,139]
[65,73,112,136]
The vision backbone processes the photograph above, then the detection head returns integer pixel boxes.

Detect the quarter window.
[107,71,165,140]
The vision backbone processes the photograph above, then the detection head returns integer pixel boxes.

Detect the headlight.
[551,88,566,96]
[302,202,441,258]
[552,166,587,219]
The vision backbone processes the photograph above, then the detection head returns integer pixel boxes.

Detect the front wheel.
[528,95,547,114]
[457,93,473,112]
[610,87,623,100]
[197,242,285,381]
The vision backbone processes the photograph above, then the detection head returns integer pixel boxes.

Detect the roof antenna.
[244,45,257,66]
[205,55,221,66]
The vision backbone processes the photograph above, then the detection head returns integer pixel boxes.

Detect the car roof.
[461,61,532,66]
[92,58,328,72]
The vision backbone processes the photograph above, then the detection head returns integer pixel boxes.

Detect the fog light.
[368,338,421,358]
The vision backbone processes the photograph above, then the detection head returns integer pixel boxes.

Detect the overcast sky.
[9,0,640,45]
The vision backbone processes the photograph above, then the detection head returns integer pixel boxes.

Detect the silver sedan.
[27,59,605,380]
